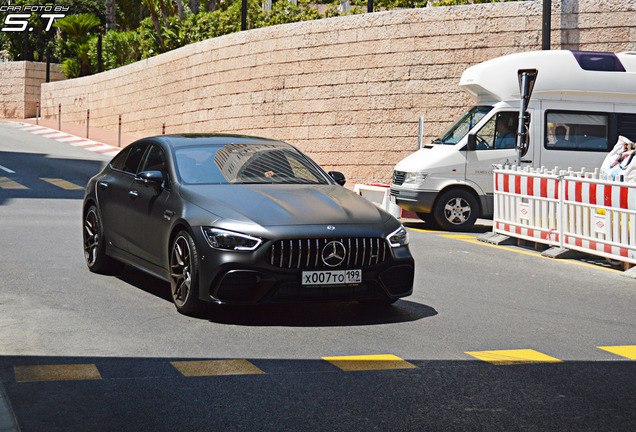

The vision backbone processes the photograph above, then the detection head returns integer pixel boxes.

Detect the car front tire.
[170,230,204,316]
[83,205,122,274]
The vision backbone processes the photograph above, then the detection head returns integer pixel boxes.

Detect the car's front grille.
[392,171,406,186]
[270,237,389,269]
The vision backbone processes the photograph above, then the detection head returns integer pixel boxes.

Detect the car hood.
[180,184,387,227]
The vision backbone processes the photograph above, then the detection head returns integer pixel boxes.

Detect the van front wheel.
[433,189,479,231]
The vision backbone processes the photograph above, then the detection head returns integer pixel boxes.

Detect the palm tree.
[142,0,166,49]
[54,14,101,77]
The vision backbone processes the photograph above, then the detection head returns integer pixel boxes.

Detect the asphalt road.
[0,122,634,431]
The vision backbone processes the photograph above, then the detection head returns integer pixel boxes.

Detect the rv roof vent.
[572,51,626,72]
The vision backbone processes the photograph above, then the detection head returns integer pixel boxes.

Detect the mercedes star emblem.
[321,241,347,267]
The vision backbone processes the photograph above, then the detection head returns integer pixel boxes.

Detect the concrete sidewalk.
[1,117,140,149]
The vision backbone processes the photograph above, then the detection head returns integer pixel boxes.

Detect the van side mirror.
[328,171,346,186]
[467,134,477,151]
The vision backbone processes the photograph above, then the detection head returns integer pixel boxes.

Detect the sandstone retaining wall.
[39,0,636,182]
[0,61,64,118]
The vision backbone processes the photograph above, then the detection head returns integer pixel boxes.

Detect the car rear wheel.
[83,205,121,274]
[170,231,204,315]
[433,189,479,231]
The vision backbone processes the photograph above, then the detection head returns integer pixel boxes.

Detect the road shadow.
[0,151,106,205]
[204,300,437,327]
[0,355,634,432]
[116,265,436,327]
[403,219,494,234]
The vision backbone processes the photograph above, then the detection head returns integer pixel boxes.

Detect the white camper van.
[390,50,636,231]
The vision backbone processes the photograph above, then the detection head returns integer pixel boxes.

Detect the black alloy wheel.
[83,205,120,273]
[170,231,203,315]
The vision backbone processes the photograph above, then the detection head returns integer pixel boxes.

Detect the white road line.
[0,164,16,174]
[69,140,100,146]
[56,137,86,143]
[40,132,70,139]
[31,128,58,135]
[19,125,46,132]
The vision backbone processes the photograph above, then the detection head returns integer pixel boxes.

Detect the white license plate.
[302,269,362,286]
[390,194,396,204]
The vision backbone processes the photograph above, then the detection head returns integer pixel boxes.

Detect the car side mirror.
[136,170,164,192]
[328,171,346,186]
[467,134,477,151]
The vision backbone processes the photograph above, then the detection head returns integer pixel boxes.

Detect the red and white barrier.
[562,176,636,262]
[494,169,561,246]
[494,166,636,265]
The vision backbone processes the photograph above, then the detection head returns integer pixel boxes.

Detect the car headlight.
[386,226,409,248]
[202,227,263,251]
[403,172,428,185]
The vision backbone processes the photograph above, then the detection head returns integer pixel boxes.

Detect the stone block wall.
[40,0,636,182]
[0,61,64,118]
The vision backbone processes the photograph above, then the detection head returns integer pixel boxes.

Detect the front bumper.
[390,186,438,214]
[193,229,415,305]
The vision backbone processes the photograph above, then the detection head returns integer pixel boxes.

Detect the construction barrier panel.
[493,166,636,265]
[353,184,402,219]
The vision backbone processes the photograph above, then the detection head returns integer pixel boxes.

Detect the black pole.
[367,0,373,13]
[241,0,247,31]
[542,0,551,50]
[97,34,103,73]
[46,48,50,82]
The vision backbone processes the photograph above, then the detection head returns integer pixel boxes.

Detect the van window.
[545,111,609,151]
[617,113,636,142]
[473,112,519,150]
[433,106,492,145]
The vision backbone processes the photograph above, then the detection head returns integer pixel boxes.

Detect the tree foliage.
[0,0,522,77]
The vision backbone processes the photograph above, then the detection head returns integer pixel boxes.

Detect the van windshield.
[432,106,492,145]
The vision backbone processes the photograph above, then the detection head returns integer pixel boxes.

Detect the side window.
[474,112,519,150]
[545,112,609,151]
[139,144,169,189]
[109,146,131,171]
[111,144,146,174]
[140,145,167,172]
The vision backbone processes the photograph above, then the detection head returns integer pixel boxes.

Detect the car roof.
[145,134,288,149]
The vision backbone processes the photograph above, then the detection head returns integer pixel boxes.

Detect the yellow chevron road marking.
[322,354,417,371]
[0,177,28,189]
[41,178,84,190]
[465,349,563,365]
[170,359,265,377]
[598,345,636,360]
[14,364,102,382]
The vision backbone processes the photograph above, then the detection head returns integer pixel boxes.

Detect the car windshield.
[432,106,492,145]
[175,142,330,185]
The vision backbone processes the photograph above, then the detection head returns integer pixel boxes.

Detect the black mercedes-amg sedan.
[83,134,414,315]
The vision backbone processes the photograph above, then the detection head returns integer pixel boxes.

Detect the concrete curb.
[5,121,122,157]
[0,381,20,432]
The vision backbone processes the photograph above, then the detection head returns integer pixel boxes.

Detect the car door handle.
[98,181,109,189]
[129,190,139,199]
[520,159,533,164]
